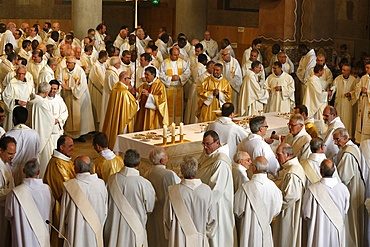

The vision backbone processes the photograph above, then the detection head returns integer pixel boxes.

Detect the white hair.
[149,147,167,165]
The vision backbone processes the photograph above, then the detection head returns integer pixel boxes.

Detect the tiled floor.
[72,134,100,161]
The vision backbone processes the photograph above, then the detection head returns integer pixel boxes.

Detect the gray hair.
[277,51,286,58]
[124,149,141,168]
[181,156,198,179]
[290,114,304,125]
[74,156,92,173]
[320,159,335,177]
[282,145,294,156]
[249,116,266,133]
[149,147,167,165]
[110,56,121,66]
[253,156,268,172]
[38,82,51,93]
[24,158,39,177]
[332,127,349,138]
[233,151,248,163]
[310,137,324,153]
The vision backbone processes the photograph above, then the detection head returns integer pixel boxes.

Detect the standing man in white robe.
[238,115,280,177]
[266,61,295,113]
[196,130,236,247]
[29,82,55,179]
[302,64,328,131]
[330,64,357,137]
[273,143,306,247]
[94,23,106,52]
[322,106,345,161]
[234,156,282,247]
[201,31,218,60]
[0,136,16,247]
[159,47,191,124]
[306,54,333,91]
[219,48,242,112]
[296,44,316,103]
[100,56,121,131]
[0,22,17,54]
[232,151,252,193]
[5,159,54,247]
[333,127,365,246]
[355,62,370,143]
[164,156,216,247]
[104,149,155,247]
[6,107,40,186]
[207,102,248,160]
[89,50,108,131]
[59,56,94,142]
[300,137,327,188]
[59,155,107,247]
[239,60,269,116]
[302,159,350,247]
[38,57,57,86]
[283,114,312,162]
[145,147,180,247]
[47,80,68,149]
[26,49,46,89]
[3,65,34,131]
[242,38,263,66]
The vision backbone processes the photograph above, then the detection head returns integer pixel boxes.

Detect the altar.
[113,112,291,175]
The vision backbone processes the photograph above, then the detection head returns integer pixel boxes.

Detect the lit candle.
[171,122,176,136]
[179,122,184,135]
[163,124,167,138]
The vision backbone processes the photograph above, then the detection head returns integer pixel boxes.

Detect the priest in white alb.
[234,156,282,247]
[273,143,306,247]
[26,49,46,89]
[196,130,236,247]
[59,156,107,247]
[47,80,68,149]
[231,151,251,193]
[302,159,350,247]
[239,60,269,117]
[355,63,370,143]
[29,82,55,178]
[330,64,357,137]
[164,156,216,247]
[104,149,155,247]
[59,56,94,142]
[333,128,365,246]
[5,159,54,247]
[38,57,57,86]
[266,61,295,113]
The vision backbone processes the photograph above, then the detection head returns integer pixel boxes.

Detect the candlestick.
[171,122,176,136]
[179,122,184,135]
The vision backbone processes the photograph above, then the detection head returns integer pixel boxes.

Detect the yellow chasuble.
[305,122,319,138]
[135,78,169,131]
[43,156,75,247]
[165,58,184,124]
[102,82,138,149]
[92,155,124,183]
[196,75,232,122]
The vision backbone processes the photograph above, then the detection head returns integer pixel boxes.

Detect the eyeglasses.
[201,141,215,147]
[333,136,344,142]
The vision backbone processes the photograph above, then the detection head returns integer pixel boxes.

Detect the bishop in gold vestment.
[196,63,232,122]
[102,71,139,149]
[135,67,169,131]
[43,136,76,247]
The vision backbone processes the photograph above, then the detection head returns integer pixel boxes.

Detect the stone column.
[175,0,207,40]
[72,0,102,40]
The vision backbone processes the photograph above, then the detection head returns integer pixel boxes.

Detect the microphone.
[45,220,71,247]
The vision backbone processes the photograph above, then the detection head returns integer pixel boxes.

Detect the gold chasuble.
[92,155,124,183]
[165,58,183,124]
[102,82,138,149]
[43,156,75,247]
[196,75,232,122]
[135,78,169,131]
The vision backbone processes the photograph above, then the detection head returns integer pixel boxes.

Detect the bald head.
[74,155,92,173]
[320,159,335,177]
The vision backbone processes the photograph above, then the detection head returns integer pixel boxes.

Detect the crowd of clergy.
[0,20,370,247]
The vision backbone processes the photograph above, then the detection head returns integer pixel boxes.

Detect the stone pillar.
[175,0,207,40]
[72,0,102,40]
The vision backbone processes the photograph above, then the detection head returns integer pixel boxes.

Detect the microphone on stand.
[45,220,71,247]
